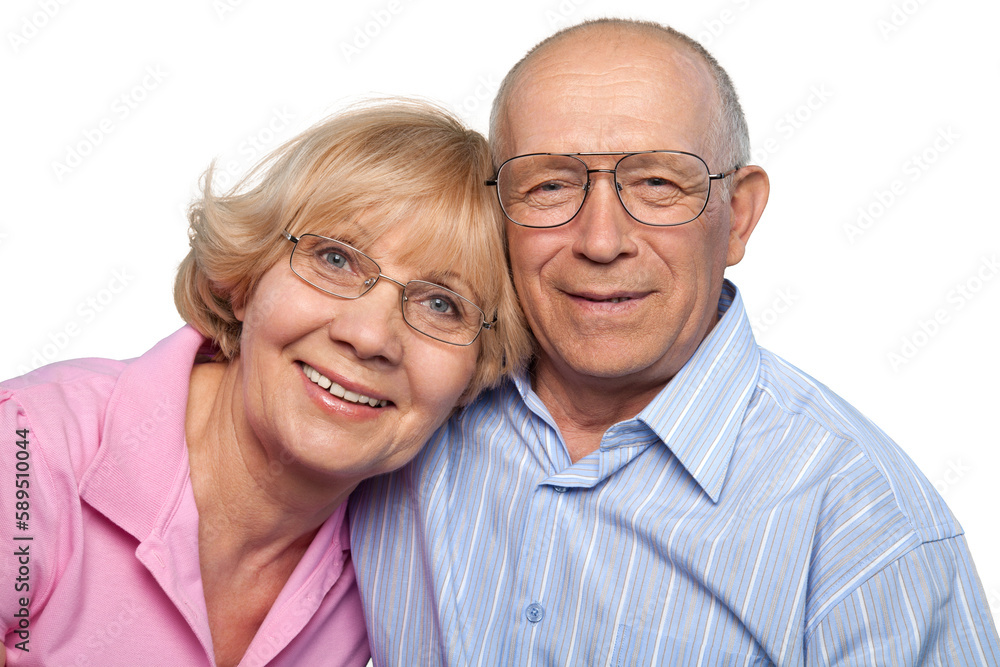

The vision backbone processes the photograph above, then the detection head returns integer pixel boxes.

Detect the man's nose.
[570,170,638,263]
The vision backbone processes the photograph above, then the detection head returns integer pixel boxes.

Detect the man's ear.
[725,165,769,267]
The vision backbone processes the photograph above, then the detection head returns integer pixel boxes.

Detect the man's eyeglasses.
[485,151,738,228]
[282,231,494,346]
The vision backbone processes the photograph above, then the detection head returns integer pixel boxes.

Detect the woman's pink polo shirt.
[1,327,370,666]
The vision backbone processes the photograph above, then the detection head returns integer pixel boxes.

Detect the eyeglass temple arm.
[482,313,498,330]
[708,167,741,180]
[280,203,313,240]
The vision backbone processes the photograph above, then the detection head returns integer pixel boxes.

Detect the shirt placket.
[508,420,655,663]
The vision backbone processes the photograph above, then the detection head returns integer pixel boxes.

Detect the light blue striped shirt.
[350,281,999,665]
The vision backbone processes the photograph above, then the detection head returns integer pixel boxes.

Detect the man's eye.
[523,179,580,206]
[644,177,673,187]
[535,181,564,192]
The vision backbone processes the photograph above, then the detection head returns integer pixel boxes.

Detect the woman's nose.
[326,277,406,364]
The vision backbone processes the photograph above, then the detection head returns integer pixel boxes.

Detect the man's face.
[503,34,743,395]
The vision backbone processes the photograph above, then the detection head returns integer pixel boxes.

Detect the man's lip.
[298,361,392,405]
[566,290,647,302]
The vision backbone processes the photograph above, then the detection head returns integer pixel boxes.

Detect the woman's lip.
[298,370,386,417]
[298,361,392,406]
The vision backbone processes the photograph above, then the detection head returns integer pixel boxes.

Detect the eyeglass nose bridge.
[583,167,624,193]
[360,273,409,304]
[579,166,628,223]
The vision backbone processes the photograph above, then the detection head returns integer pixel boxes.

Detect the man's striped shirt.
[351,281,999,665]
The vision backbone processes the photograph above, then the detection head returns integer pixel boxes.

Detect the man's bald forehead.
[492,22,707,123]
[522,19,700,66]
[513,27,715,113]
[489,18,749,170]
[519,25,710,87]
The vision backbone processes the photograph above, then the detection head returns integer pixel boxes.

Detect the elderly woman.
[0,100,530,666]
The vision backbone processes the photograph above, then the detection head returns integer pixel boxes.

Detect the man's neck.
[529,293,727,463]
[532,359,667,463]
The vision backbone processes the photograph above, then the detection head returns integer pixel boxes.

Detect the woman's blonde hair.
[175,99,531,402]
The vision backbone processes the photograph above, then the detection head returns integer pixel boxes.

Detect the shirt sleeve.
[805,535,1000,666]
[0,390,64,646]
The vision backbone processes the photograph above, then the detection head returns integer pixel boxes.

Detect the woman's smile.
[299,361,391,409]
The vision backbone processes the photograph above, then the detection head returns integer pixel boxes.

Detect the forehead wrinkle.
[531,25,714,89]
[510,32,718,157]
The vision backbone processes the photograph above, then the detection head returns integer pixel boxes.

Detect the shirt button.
[553,486,567,493]
[525,602,544,623]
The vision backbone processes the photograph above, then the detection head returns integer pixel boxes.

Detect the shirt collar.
[512,280,760,503]
[78,325,205,541]
[635,280,760,502]
[78,326,355,662]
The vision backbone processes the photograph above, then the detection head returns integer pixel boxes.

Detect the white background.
[2,0,998,625]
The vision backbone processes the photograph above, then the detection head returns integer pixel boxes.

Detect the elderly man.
[351,18,999,665]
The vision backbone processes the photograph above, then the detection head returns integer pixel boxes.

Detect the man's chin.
[536,339,678,387]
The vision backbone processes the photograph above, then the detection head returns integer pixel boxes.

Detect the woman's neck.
[186,360,353,547]
[183,360,354,667]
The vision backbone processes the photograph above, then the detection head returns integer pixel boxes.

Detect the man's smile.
[562,288,649,306]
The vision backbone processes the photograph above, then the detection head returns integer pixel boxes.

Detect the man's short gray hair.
[488,18,751,189]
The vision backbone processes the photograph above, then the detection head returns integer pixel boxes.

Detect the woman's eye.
[428,296,454,314]
[322,251,348,269]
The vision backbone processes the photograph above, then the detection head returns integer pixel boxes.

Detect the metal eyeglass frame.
[282,230,495,346]
[485,150,740,228]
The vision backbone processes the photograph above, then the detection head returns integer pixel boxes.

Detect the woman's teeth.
[301,363,387,408]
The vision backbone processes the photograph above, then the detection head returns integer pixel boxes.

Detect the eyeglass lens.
[497,152,712,227]
[289,234,484,345]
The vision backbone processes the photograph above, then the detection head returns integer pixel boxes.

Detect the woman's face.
[233,221,480,489]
